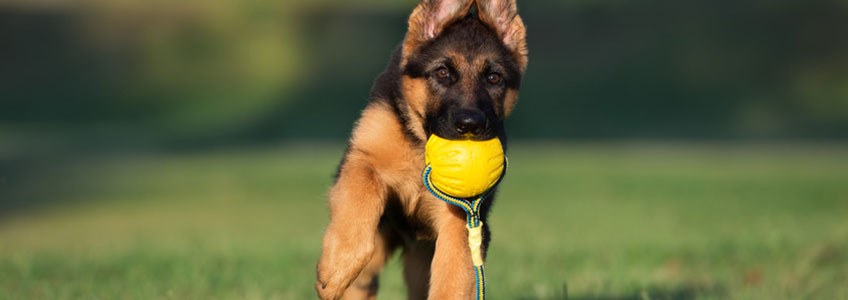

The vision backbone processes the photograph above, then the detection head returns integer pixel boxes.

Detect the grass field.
[1,142,847,299]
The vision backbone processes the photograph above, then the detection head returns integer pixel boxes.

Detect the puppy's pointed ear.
[403,0,474,63]
[476,0,528,72]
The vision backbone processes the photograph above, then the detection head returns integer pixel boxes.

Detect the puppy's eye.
[487,73,501,84]
[435,67,450,80]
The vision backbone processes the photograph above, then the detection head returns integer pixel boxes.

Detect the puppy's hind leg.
[403,240,434,300]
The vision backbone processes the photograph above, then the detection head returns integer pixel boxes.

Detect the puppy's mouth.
[425,112,500,141]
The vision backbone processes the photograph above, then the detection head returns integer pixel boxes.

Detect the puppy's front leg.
[428,204,478,300]
[316,162,386,300]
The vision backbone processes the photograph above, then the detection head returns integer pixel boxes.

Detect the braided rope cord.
[421,158,507,300]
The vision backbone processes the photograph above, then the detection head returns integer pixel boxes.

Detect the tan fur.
[504,88,519,117]
[400,76,431,142]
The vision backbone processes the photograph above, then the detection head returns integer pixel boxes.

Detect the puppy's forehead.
[419,17,511,68]
[436,50,490,74]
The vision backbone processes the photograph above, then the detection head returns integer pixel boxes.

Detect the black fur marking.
[390,97,424,147]
[379,190,435,243]
[370,46,403,101]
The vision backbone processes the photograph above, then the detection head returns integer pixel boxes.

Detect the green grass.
[1,142,847,299]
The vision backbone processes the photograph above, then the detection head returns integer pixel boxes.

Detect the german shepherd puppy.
[316,0,527,299]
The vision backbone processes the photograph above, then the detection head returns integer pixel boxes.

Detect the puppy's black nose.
[453,110,486,136]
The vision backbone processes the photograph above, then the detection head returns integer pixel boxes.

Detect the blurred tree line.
[1,0,847,153]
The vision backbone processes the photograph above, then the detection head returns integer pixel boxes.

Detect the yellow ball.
[424,135,505,198]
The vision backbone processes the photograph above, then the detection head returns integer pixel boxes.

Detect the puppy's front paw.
[315,230,375,300]
[315,276,342,300]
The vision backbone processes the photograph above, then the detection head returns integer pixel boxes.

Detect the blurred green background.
[1,0,847,299]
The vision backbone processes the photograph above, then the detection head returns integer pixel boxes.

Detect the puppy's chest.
[380,194,439,242]
[376,157,443,242]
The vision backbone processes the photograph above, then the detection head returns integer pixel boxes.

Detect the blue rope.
[421,158,506,300]
[474,265,485,300]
